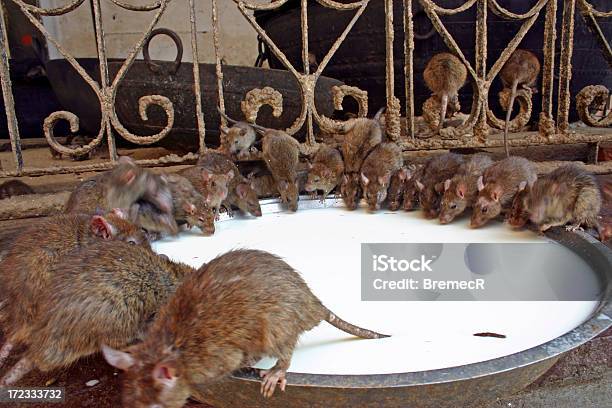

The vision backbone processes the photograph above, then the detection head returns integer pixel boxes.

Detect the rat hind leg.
[259,343,295,398]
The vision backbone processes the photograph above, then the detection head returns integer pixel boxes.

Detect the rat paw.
[565,224,583,232]
[260,368,287,398]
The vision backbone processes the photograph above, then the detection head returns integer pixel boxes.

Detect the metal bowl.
[167,197,611,408]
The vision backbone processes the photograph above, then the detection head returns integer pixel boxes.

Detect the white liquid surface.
[152,202,600,375]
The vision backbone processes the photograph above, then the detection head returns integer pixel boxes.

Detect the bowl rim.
[217,195,612,388]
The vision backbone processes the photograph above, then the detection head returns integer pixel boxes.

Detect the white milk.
[152,203,600,375]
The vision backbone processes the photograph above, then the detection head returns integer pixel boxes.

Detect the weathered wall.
[39,0,259,66]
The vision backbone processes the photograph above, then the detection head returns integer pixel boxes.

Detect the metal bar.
[403,0,415,139]
[384,0,401,140]
[557,0,576,133]
[0,0,23,172]
[189,0,206,153]
[539,0,557,135]
[301,0,314,145]
[474,0,488,139]
[90,0,117,161]
[578,1,612,68]
[212,0,226,127]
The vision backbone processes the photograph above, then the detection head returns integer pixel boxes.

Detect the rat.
[217,108,259,158]
[165,173,215,234]
[188,152,260,217]
[499,49,541,157]
[360,142,403,211]
[423,52,467,133]
[0,211,149,372]
[386,167,412,211]
[415,153,465,219]
[261,130,301,212]
[0,179,34,199]
[179,153,235,218]
[439,154,494,224]
[0,241,195,386]
[65,157,173,217]
[102,249,389,405]
[525,164,604,239]
[339,110,384,209]
[470,156,537,228]
[506,181,531,229]
[305,145,344,201]
[402,165,424,211]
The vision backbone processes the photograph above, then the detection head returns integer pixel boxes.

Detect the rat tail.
[217,106,269,135]
[504,79,519,158]
[324,309,390,339]
[438,93,449,134]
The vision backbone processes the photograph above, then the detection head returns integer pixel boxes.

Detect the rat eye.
[127,238,137,245]
[450,203,457,209]
[482,207,488,213]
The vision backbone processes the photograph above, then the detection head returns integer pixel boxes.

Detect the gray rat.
[0,241,194,386]
[305,145,344,201]
[499,49,541,157]
[339,110,384,209]
[0,179,34,199]
[415,153,465,219]
[0,211,149,373]
[217,108,258,158]
[424,53,467,133]
[65,157,174,229]
[506,181,531,229]
[470,156,537,228]
[360,142,403,211]
[262,130,301,212]
[103,249,388,406]
[439,154,494,224]
[526,164,603,239]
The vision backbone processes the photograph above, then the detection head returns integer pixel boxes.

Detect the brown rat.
[305,145,344,201]
[499,49,541,157]
[402,164,424,211]
[360,142,403,211]
[179,153,235,218]
[261,130,301,212]
[470,156,537,228]
[339,111,384,209]
[423,53,467,133]
[415,153,465,219]
[0,179,34,199]
[217,108,259,158]
[190,151,261,217]
[439,154,494,224]
[506,181,530,229]
[165,173,215,234]
[0,241,194,386]
[526,164,603,239]
[387,166,412,211]
[103,249,389,405]
[0,211,149,372]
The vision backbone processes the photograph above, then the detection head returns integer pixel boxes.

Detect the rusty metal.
[0,0,611,179]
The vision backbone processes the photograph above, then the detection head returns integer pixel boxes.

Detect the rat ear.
[398,168,409,181]
[444,179,451,191]
[456,183,466,199]
[102,345,135,371]
[91,215,117,240]
[434,182,444,193]
[415,180,425,191]
[307,162,313,169]
[239,128,247,137]
[119,169,136,186]
[201,169,212,182]
[152,361,178,389]
[491,186,502,202]
[518,181,527,192]
[477,176,485,192]
[111,208,128,220]
[236,183,248,199]
[342,174,348,183]
[226,170,235,180]
[182,202,196,215]
[361,173,369,186]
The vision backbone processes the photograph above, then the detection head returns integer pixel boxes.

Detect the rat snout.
[439,213,452,224]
